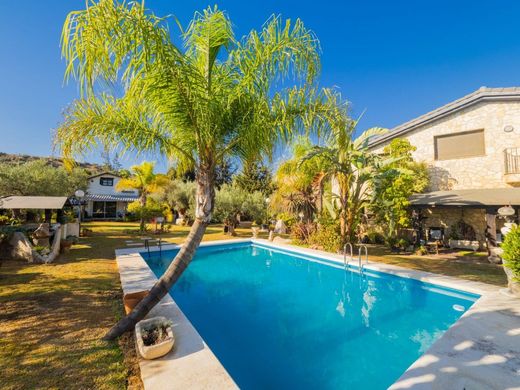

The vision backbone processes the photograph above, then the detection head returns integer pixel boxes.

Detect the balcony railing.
[504,147,520,174]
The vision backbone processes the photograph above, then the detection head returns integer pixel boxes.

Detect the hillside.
[0,152,104,173]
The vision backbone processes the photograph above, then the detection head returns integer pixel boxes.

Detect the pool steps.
[343,243,369,272]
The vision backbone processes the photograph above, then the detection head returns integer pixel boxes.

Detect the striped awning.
[84,194,139,202]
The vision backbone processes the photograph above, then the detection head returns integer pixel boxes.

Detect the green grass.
[0,221,257,389]
[365,245,507,286]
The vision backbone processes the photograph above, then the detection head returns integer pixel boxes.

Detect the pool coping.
[115,239,520,389]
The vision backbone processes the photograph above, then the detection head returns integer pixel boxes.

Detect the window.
[99,177,114,186]
[434,129,485,160]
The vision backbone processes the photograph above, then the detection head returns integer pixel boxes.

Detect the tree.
[215,159,236,189]
[213,183,266,233]
[0,160,88,197]
[152,178,196,223]
[300,93,396,245]
[116,161,168,232]
[234,161,274,195]
[371,139,428,242]
[56,1,323,339]
[271,137,329,221]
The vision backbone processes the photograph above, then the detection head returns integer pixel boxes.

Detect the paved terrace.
[116,239,520,389]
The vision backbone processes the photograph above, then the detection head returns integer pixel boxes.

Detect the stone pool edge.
[115,239,250,390]
[115,239,519,389]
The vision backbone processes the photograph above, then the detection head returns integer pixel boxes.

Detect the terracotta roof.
[369,87,520,148]
[410,188,520,207]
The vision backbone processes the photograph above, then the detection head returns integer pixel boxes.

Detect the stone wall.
[371,101,520,191]
[421,207,517,250]
[422,208,487,246]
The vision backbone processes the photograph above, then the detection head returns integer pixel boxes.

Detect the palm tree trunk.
[103,169,215,340]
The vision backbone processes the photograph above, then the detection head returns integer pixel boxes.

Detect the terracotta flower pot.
[123,290,149,315]
[135,316,175,360]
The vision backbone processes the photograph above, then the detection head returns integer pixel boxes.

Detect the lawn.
[365,245,507,286]
[0,221,506,389]
[0,221,252,390]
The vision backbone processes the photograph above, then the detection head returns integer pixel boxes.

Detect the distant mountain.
[0,152,104,173]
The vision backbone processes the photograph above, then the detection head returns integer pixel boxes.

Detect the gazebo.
[0,196,69,222]
[410,188,520,262]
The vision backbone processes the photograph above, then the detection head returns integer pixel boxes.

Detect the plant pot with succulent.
[135,316,175,359]
[500,224,520,296]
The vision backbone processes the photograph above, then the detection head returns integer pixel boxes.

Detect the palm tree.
[271,138,329,221]
[300,93,392,245]
[116,161,168,232]
[56,1,323,339]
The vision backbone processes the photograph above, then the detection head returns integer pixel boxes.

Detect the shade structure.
[0,196,68,210]
[410,188,520,208]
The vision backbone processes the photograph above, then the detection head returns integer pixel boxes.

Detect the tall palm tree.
[116,161,168,232]
[56,1,323,339]
[300,93,392,245]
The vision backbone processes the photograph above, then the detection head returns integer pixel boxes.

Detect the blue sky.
[1,0,520,170]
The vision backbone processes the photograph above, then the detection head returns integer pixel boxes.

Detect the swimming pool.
[144,242,478,389]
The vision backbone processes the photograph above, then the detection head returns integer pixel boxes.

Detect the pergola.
[0,196,69,222]
[410,188,520,260]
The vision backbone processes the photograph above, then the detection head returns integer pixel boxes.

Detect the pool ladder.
[144,238,163,258]
[343,243,369,272]
[343,243,353,268]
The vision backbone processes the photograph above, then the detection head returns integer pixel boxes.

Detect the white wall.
[87,174,139,196]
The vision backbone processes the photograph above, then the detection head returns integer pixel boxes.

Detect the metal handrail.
[343,243,353,268]
[358,245,368,272]
[504,147,520,174]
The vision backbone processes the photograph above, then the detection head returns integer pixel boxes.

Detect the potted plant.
[500,225,520,296]
[135,316,175,359]
[123,290,149,314]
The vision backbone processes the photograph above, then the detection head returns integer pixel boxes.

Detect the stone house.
[84,172,139,219]
[368,87,520,252]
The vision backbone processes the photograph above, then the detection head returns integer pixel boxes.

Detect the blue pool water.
[144,243,478,389]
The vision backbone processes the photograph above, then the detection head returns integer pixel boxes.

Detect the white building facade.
[84,172,139,219]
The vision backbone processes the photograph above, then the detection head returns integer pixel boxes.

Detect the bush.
[276,212,296,229]
[308,223,341,253]
[415,245,428,256]
[290,222,316,242]
[501,225,520,280]
[367,231,385,244]
[127,201,164,221]
[0,215,20,226]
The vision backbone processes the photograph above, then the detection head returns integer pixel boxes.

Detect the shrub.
[127,201,164,221]
[0,215,20,226]
[367,231,385,244]
[415,245,428,256]
[308,223,342,253]
[276,212,296,229]
[290,222,316,242]
[501,225,520,280]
